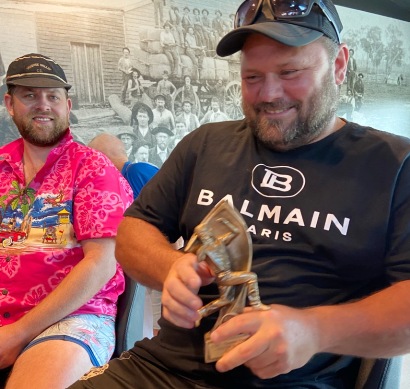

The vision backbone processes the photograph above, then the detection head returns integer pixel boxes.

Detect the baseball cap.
[6,53,72,90]
[216,0,342,57]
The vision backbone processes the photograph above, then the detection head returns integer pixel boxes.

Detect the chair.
[113,274,146,358]
[355,357,402,389]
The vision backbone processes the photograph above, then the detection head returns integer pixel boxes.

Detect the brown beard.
[13,111,69,147]
[243,68,339,152]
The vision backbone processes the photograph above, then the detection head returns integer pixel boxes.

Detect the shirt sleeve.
[385,155,410,283]
[73,151,133,240]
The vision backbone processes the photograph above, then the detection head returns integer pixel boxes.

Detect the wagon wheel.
[172,87,201,117]
[224,81,243,120]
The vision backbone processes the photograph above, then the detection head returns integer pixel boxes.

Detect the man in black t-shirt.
[69,1,410,388]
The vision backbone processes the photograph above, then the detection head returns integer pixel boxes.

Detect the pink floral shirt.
[0,131,133,326]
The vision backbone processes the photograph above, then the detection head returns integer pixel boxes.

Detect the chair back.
[113,274,146,358]
[355,357,402,389]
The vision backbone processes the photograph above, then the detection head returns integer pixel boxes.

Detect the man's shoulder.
[347,122,410,155]
[127,161,159,174]
[186,119,246,141]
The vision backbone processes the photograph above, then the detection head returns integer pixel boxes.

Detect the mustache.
[253,101,297,113]
[30,112,56,119]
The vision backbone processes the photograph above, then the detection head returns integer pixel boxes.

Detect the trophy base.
[204,331,250,363]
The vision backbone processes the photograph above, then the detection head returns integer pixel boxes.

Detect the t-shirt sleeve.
[122,162,159,199]
[385,155,410,283]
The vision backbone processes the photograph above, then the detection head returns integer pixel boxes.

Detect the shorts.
[68,351,213,389]
[23,314,115,366]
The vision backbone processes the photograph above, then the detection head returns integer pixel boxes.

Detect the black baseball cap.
[216,0,342,57]
[6,53,72,90]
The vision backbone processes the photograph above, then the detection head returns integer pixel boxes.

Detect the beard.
[13,111,69,147]
[243,68,339,152]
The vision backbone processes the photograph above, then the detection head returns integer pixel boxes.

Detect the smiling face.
[241,34,347,151]
[5,86,71,147]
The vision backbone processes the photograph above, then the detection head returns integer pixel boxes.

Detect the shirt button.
[3,312,10,318]
[5,256,11,262]
[1,289,8,295]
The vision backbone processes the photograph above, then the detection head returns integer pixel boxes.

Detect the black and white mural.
[0,0,409,166]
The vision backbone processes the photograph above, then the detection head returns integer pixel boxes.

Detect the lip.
[260,106,294,120]
[32,116,53,121]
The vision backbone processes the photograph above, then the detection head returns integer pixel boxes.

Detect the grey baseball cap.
[216,0,342,57]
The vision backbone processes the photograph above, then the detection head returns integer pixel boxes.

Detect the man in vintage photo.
[70,0,410,388]
[118,47,133,105]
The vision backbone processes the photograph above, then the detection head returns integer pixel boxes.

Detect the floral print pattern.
[0,131,133,326]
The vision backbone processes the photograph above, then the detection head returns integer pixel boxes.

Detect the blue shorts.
[23,314,116,366]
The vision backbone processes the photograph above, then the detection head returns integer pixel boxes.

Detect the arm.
[0,238,116,368]
[212,280,410,379]
[115,217,181,289]
[115,217,214,327]
[118,58,125,73]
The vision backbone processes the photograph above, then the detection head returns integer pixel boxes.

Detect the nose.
[34,93,52,111]
[258,74,283,102]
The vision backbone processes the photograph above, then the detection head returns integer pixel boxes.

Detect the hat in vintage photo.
[6,53,72,90]
[216,0,342,57]
[151,126,174,137]
[131,102,154,125]
[116,126,137,139]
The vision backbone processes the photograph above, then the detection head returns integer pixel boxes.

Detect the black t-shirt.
[125,120,410,388]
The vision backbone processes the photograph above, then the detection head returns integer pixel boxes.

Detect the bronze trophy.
[185,200,270,363]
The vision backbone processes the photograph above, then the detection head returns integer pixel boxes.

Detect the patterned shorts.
[23,314,116,366]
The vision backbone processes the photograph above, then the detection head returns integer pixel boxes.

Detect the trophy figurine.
[184,200,270,363]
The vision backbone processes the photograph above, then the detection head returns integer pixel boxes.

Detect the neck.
[23,142,50,184]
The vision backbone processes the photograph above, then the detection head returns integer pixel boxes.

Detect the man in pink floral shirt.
[0,53,133,389]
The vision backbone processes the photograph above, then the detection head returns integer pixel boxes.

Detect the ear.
[4,93,15,117]
[67,97,72,113]
[334,44,349,86]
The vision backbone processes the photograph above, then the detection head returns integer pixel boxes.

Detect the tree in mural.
[383,24,404,82]
[360,26,384,79]
[0,181,36,230]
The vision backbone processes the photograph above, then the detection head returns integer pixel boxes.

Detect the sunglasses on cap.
[235,0,341,43]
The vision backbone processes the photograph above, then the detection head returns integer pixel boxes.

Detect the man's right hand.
[0,323,30,368]
[161,253,214,328]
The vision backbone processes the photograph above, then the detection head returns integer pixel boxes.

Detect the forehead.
[13,86,66,95]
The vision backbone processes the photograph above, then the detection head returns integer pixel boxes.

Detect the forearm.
[312,280,410,358]
[116,216,184,290]
[16,238,116,343]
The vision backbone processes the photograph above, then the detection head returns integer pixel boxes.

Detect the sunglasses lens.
[235,0,262,27]
[273,0,311,17]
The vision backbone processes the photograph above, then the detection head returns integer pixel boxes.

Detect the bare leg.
[6,340,93,389]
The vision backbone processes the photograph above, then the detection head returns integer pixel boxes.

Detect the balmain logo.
[252,164,305,198]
